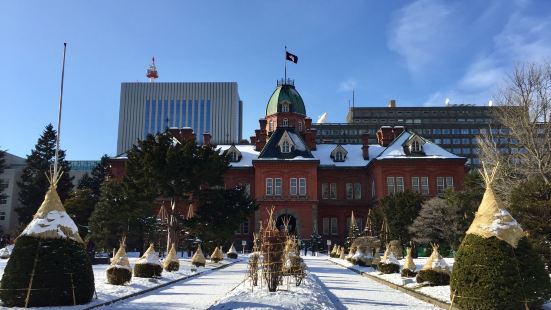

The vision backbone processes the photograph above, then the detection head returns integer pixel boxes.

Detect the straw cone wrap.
[403,247,416,271]
[192,245,206,267]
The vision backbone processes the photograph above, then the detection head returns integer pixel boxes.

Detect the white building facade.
[0,152,25,235]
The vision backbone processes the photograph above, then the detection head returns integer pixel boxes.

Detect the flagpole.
[284,46,287,83]
[54,42,67,180]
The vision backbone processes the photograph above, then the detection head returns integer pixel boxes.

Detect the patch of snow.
[376,131,461,160]
[20,211,80,241]
[486,209,522,233]
[217,145,259,167]
[288,132,306,151]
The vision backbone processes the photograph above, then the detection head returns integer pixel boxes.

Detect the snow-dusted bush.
[226,244,238,259]
[163,243,179,272]
[210,246,224,263]
[416,245,450,285]
[106,239,132,285]
[191,245,206,267]
[377,247,400,274]
[134,244,162,278]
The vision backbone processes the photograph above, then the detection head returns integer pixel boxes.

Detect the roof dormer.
[224,145,242,162]
[277,131,295,153]
[404,134,426,156]
[330,144,348,162]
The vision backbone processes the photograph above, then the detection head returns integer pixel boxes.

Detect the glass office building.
[117,82,243,154]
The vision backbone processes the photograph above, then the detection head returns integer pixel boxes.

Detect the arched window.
[335,151,343,161]
[282,118,289,126]
[411,140,421,152]
[298,121,303,132]
[282,103,289,112]
[282,141,290,153]
[269,121,274,132]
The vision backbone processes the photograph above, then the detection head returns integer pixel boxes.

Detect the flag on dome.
[286,51,298,64]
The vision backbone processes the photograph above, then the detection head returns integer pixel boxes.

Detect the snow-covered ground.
[0,256,237,310]
[211,267,335,310]
[306,257,440,309]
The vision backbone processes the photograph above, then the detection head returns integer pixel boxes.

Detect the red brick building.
[111,79,466,247]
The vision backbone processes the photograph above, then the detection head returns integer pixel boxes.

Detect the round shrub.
[401,268,417,278]
[416,269,449,285]
[164,261,179,272]
[227,252,238,259]
[0,236,94,307]
[377,262,399,274]
[451,234,551,310]
[133,263,162,278]
[106,267,132,285]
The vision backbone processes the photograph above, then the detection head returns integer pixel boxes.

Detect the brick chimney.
[361,133,369,159]
[259,118,267,133]
[203,132,212,146]
[304,117,312,130]
[255,129,267,151]
[376,126,404,146]
[169,127,196,143]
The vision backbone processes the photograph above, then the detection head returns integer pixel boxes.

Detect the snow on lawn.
[0,256,238,310]
[210,271,335,310]
[330,257,551,308]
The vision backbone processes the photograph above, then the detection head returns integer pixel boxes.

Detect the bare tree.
[478,63,551,198]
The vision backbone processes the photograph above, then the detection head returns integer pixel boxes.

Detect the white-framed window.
[275,178,282,196]
[298,121,303,131]
[396,177,405,193]
[282,118,289,126]
[421,177,429,195]
[330,183,337,199]
[331,217,338,235]
[354,183,361,200]
[290,178,297,196]
[412,177,420,193]
[242,183,251,197]
[387,177,395,195]
[282,103,289,112]
[269,120,274,132]
[266,178,273,196]
[282,141,290,153]
[346,183,353,200]
[323,218,330,235]
[230,151,239,162]
[322,183,329,199]
[335,151,344,161]
[299,178,306,196]
[411,140,421,152]
[446,177,454,189]
[437,177,445,194]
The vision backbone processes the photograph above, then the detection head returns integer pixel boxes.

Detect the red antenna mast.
[146,57,159,82]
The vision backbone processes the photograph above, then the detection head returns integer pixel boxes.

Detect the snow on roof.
[376,131,462,160]
[312,144,385,167]
[217,145,260,167]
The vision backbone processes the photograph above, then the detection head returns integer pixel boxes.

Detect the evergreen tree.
[379,190,424,244]
[444,172,484,233]
[16,124,73,224]
[64,188,96,238]
[408,197,463,251]
[77,154,111,198]
[345,212,361,250]
[0,149,7,204]
[509,177,551,271]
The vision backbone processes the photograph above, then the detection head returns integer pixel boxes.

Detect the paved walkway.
[105,261,247,309]
[304,258,440,310]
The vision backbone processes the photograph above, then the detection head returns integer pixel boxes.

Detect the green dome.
[266,83,306,116]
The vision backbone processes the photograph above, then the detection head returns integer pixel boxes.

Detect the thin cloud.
[338,79,357,92]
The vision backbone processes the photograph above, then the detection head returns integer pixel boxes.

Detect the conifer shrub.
[0,236,94,307]
[401,268,417,278]
[450,234,551,309]
[377,262,400,274]
[164,261,180,272]
[133,263,162,278]
[416,269,449,285]
[227,252,238,259]
[106,267,132,285]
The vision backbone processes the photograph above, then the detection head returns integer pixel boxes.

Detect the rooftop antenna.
[146,57,159,82]
[53,43,67,180]
[352,89,355,108]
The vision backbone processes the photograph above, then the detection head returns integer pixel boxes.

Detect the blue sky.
[1,0,550,159]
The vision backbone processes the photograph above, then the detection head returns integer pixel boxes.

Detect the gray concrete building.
[0,152,25,235]
[117,82,243,154]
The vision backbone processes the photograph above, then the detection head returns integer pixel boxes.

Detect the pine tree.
[16,124,73,224]
[379,191,424,243]
[64,188,96,238]
[345,211,361,250]
[77,154,111,197]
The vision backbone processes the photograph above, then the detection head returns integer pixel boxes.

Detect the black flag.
[286,51,298,64]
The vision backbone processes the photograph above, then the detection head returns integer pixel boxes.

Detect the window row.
[321,183,362,200]
[265,178,306,196]
[386,176,453,195]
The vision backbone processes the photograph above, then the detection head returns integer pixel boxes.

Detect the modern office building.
[313,101,514,166]
[0,152,26,235]
[68,160,100,186]
[117,82,243,154]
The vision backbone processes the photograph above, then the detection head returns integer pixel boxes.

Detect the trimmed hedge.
[450,235,551,310]
[377,262,399,274]
[401,268,417,278]
[133,263,162,278]
[416,269,449,286]
[0,236,94,307]
[164,261,179,272]
[106,267,132,285]
[227,253,238,259]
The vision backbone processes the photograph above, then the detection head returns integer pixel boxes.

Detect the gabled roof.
[258,127,315,160]
[375,130,461,160]
[223,144,242,161]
